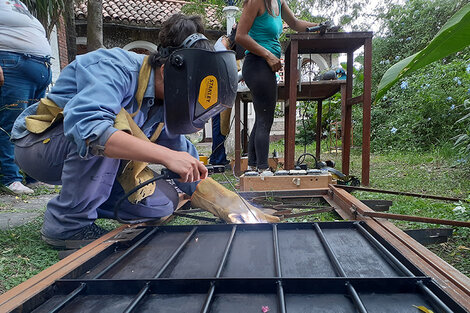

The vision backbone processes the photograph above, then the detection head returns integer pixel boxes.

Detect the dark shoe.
[42,223,109,249]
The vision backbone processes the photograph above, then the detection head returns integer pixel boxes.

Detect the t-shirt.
[0,0,51,56]
[247,0,283,58]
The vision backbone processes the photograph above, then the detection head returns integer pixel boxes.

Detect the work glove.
[191,178,280,223]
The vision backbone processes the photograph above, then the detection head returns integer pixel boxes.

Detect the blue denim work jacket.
[12,48,172,158]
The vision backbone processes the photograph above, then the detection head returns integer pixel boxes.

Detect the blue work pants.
[14,123,198,239]
[209,113,228,165]
[0,51,51,185]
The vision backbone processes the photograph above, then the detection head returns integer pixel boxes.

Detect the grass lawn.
[0,142,469,295]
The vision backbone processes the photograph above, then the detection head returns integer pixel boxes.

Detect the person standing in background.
[210,23,244,168]
[236,0,316,173]
[0,0,52,194]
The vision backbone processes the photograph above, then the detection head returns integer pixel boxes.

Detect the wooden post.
[341,52,353,176]
[315,100,323,160]
[284,40,298,170]
[362,37,372,186]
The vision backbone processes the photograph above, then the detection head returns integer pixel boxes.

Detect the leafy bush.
[372,55,470,151]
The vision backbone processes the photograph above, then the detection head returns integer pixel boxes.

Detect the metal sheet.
[10,222,467,313]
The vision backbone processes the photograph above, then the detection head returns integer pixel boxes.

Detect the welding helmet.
[161,33,238,135]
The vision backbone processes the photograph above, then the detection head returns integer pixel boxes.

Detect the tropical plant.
[375,3,470,101]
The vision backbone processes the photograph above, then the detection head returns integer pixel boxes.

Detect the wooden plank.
[328,185,470,310]
[0,200,190,312]
[0,225,127,312]
[240,174,332,191]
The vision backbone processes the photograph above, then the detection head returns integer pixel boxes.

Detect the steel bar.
[416,281,453,313]
[355,222,414,277]
[49,282,86,313]
[313,223,346,277]
[122,282,150,313]
[94,228,159,279]
[273,224,287,313]
[346,282,368,313]
[201,226,238,313]
[154,227,198,278]
[123,228,198,313]
[215,225,237,278]
[329,185,470,309]
[359,211,470,228]
[313,223,368,313]
[336,185,467,202]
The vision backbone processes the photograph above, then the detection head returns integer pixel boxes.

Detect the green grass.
[0,142,468,294]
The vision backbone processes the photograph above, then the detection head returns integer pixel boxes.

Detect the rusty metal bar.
[273,224,287,313]
[313,223,368,313]
[335,184,468,202]
[358,210,470,228]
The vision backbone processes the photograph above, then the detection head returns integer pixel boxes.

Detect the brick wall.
[57,16,68,69]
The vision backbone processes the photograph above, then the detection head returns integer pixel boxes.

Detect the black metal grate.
[26,222,466,313]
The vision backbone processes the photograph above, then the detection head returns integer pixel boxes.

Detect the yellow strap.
[25,56,164,203]
[129,56,152,118]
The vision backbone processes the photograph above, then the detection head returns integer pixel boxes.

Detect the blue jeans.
[210,113,228,165]
[0,51,52,185]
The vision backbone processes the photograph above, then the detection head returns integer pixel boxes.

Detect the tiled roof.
[75,0,223,30]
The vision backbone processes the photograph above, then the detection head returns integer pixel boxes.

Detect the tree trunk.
[64,0,77,62]
[87,0,103,52]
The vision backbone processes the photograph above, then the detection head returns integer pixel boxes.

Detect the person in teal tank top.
[236,0,317,172]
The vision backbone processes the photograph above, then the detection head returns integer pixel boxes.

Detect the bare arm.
[236,0,282,72]
[104,130,207,183]
[281,0,317,32]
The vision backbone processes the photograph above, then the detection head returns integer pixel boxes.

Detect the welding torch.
[113,164,225,224]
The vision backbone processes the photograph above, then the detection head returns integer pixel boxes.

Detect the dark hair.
[148,14,213,68]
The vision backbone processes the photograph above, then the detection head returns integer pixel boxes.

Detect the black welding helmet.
[162,33,238,135]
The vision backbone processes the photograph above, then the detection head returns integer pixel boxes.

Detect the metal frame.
[1,187,469,312]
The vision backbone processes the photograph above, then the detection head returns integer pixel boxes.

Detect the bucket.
[199,155,209,165]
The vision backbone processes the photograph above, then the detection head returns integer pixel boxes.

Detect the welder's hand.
[0,65,4,86]
[265,53,282,72]
[191,178,280,223]
[166,151,208,183]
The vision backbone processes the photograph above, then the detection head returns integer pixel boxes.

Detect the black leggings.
[242,53,278,169]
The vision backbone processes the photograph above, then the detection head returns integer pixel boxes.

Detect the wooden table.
[234,80,346,175]
[234,32,373,186]
[284,32,373,185]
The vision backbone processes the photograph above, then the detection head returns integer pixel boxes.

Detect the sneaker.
[42,223,109,249]
[5,181,34,195]
[259,169,274,177]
